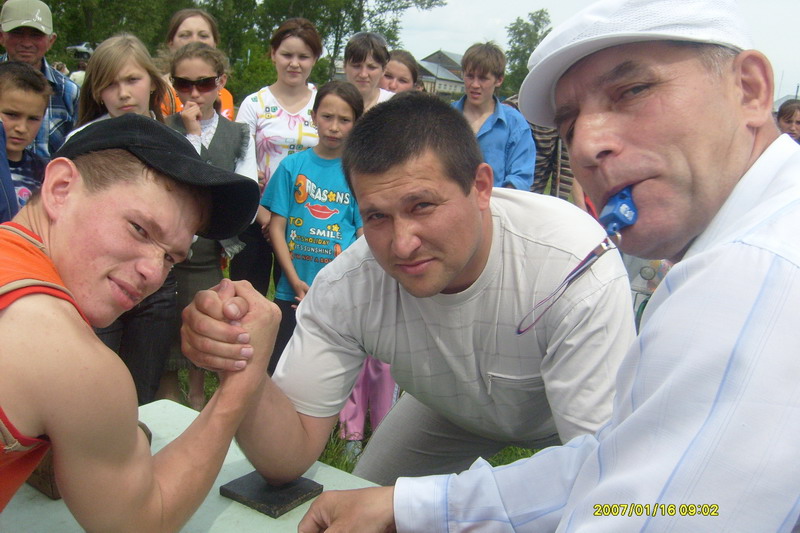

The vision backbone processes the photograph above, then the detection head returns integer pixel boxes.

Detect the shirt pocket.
[486,372,544,396]
[485,372,552,440]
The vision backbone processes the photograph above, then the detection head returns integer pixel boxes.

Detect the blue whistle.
[599,186,637,235]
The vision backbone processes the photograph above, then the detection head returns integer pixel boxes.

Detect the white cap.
[519,0,753,128]
[0,0,53,34]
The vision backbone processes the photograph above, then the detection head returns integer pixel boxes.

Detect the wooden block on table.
[220,471,323,518]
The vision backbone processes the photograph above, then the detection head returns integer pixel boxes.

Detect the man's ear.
[735,50,774,128]
[45,32,57,53]
[41,158,81,222]
[473,162,494,210]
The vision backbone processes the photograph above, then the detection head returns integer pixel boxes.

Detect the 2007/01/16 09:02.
[593,503,720,517]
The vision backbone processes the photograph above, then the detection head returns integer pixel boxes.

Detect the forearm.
[235,376,336,484]
[255,205,270,228]
[146,284,280,529]
[269,218,301,287]
[147,376,267,531]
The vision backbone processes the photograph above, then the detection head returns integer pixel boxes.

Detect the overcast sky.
[399,0,798,102]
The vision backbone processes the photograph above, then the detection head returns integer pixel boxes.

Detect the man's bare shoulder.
[0,293,138,440]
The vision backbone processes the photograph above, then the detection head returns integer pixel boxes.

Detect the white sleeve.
[234,133,258,181]
[394,434,600,532]
[235,93,258,137]
[272,265,367,416]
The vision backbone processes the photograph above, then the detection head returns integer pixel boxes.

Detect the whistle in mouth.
[599,186,637,235]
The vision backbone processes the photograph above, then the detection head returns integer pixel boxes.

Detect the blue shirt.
[9,148,46,208]
[1,55,80,160]
[0,126,17,222]
[453,95,535,190]
[261,149,362,301]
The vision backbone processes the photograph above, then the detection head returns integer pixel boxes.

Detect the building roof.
[418,60,463,83]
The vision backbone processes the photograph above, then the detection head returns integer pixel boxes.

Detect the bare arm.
[269,213,310,301]
[255,205,271,240]
[181,280,336,484]
[2,286,278,532]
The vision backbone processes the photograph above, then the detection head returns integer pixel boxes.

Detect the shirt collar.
[685,135,800,259]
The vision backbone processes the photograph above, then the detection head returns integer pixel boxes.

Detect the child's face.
[345,53,384,97]
[381,60,414,93]
[0,88,47,160]
[99,59,155,118]
[312,93,355,157]
[463,68,502,108]
[173,57,223,119]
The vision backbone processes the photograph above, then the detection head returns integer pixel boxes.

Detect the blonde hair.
[78,33,169,126]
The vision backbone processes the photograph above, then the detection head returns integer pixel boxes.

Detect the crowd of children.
[0,8,579,457]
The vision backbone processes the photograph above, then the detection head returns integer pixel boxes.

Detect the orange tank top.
[0,222,86,510]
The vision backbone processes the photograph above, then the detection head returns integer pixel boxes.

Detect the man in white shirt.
[182,91,635,488]
[291,0,800,531]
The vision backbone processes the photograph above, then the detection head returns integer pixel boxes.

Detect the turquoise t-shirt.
[262,149,362,301]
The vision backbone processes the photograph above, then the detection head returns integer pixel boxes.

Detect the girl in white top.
[344,32,394,111]
[234,18,323,296]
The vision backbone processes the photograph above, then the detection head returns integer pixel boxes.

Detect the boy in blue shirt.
[452,42,535,190]
[0,61,50,209]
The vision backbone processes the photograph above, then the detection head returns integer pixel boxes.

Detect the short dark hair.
[344,32,390,68]
[343,92,482,196]
[270,18,323,60]
[313,81,364,122]
[0,61,52,104]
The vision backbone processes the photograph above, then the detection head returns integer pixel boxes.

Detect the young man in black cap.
[0,114,275,531]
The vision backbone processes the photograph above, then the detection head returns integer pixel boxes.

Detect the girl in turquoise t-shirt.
[262,81,364,374]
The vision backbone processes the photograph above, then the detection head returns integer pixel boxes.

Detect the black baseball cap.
[55,114,259,240]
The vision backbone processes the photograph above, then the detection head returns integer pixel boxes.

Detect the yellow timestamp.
[593,503,720,517]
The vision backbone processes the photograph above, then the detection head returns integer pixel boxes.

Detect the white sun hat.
[519,0,753,128]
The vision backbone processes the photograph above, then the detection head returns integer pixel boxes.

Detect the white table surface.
[2,399,375,531]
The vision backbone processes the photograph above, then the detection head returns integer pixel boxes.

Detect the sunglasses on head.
[172,76,219,93]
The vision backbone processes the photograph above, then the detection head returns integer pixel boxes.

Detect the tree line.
[40,1,552,99]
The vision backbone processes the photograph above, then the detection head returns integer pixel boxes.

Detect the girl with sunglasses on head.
[233,17,323,297]
[157,42,257,409]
